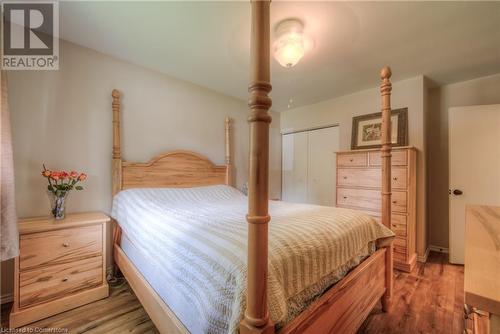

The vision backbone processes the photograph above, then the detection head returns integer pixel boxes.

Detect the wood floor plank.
[1,252,463,334]
[359,252,464,334]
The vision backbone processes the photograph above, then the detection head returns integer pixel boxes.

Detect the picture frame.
[351,108,408,150]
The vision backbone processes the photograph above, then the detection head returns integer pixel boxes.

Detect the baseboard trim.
[429,245,449,254]
[1,293,13,305]
[417,247,430,263]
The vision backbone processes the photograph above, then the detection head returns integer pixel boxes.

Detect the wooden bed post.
[225,117,234,186]
[240,1,274,334]
[111,89,123,261]
[112,89,122,197]
[380,67,393,312]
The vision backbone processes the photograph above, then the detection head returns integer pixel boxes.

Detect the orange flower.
[41,170,51,178]
[51,173,60,181]
[70,171,78,179]
[78,173,87,181]
[60,171,69,179]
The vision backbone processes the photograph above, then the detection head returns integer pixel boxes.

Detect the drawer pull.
[349,159,354,162]
[343,176,347,179]
[343,196,347,199]
[393,177,398,181]
[62,242,70,247]
[392,200,397,204]
[62,277,69,282]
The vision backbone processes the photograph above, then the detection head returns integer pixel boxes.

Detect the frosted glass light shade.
[273,19,310,68]
[274,33,305,68]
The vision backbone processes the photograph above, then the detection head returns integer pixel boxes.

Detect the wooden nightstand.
[9,212,110,328]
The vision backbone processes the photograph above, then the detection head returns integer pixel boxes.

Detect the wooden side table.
[464,205,500,334]
[9,212,110,328]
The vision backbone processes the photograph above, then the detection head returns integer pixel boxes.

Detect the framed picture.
[351,108,408,150]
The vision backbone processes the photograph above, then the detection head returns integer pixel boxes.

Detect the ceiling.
[60,1,500,111]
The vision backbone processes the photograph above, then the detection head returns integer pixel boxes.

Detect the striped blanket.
[111,185,393,334]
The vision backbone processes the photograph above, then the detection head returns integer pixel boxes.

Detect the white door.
[282,132,308,203]
[449,104,500,264]
[282,126,339,205]
[307,127,339,206]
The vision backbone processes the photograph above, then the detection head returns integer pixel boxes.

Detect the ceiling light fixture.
[273,18,311,68]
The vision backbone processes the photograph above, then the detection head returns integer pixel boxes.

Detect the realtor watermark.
[1,1,59,70]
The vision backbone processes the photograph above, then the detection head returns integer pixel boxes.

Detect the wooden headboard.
[111,89,233,195]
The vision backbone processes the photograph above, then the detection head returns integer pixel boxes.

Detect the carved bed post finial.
[240,1,274,334]
[380,66,393,312]
[225,117,234,186]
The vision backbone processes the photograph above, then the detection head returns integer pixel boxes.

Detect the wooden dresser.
[464,205,500,334]
[9,212,110,328]
[336,146,417,272]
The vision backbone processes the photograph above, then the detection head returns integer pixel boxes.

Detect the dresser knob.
[343,196,347,199]
[62,242,69,247]
[392,200,397,204]
[62,277,68,282]
[349,159,354,162]
[343,176,347,179]
[393,177,398,181]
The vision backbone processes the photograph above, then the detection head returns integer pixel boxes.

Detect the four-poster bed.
[111,1,395,333]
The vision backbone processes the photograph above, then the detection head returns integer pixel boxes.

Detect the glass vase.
[47,191,69,220]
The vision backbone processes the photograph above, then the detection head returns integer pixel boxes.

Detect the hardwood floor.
[1,252,463,334]
[360,251,465,334]
[1,280,159,334]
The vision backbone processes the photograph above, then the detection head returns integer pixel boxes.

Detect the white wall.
[1,40,281,298]
[427,73,500,249]
[280,76,428,257]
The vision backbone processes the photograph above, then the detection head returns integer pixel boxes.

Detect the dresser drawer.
[391,191,407,213]
[369,150,407,166]
[394,237,407,257]
[337,153,367,167]
[337,188,380,211]
[337,188,407,213]
[391,214,407,237]
[337,168,407,189]
[19,256,103,308]
[394,251,407,263]
[338,168,379,187]
[20,225,102,271]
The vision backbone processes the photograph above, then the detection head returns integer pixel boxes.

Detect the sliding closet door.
[282,132,308,203]
[282,126,339,205]
[307,127,339,206]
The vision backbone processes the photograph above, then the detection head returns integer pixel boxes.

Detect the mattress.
[111,185,394,334]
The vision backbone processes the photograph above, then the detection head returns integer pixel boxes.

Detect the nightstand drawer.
[19,256,103,308]
[20,225,102,271]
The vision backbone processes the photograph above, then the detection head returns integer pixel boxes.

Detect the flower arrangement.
[41,165,87,220]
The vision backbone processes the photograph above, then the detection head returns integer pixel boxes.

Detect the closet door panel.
[282,132,308,203]
[307,127,339,206]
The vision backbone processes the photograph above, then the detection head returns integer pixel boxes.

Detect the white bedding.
[111,185,393,334]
